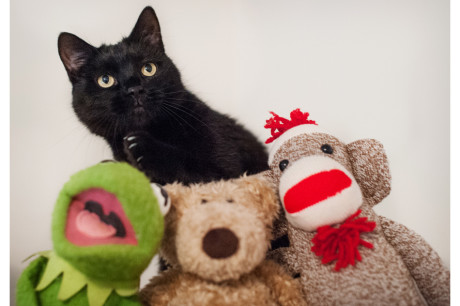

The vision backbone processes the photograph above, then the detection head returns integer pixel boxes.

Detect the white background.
[10,0,450,303]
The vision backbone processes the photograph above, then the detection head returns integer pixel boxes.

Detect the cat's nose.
[127,85,144,97]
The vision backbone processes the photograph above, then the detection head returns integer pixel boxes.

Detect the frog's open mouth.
[65,188,138,246]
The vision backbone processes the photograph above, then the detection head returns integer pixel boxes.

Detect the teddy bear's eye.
[201,199,208,204]
[279,160,289,171]
[321,144,334,154]
[226,199,234,203]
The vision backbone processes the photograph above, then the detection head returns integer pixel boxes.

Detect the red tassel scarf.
[311,210,376,271]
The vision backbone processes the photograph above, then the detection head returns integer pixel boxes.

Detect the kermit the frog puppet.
[16,162,169,306]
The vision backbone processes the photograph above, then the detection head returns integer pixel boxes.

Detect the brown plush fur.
[267,133,450,305]
[140,174,306,306]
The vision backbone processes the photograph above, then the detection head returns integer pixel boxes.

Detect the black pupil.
[279,160,289,171]
[102,75,109,83]
[145,64,152,72]
[321,144,333,154]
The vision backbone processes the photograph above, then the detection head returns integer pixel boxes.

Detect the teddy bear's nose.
[202,228,239,259]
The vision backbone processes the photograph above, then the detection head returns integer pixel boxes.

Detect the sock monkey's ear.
[128,6,164,52]
[58,32,96,83]
[346,139,391,206]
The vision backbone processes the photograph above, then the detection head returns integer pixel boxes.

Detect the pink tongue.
[76,210,116,238]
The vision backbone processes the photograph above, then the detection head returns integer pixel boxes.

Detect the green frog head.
[51,162,167,282]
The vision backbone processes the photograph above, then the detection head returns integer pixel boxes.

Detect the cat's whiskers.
[90,115,116,139]
[160,105,186,129]
[112,115,121,140]
[148,85,188,97]
[161,90,189,96]
[145,85,207,124]
[106,119,116,140]
[162,105,199,133]
[163,97,211,120]
[161,103,203,135]
[163,100,210,129]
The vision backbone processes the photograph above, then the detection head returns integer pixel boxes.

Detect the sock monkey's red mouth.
[65,188,138,246]
[283,169,352,214]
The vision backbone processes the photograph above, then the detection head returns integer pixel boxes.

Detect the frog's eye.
[151,183,171,216]
[141,63,157,77]
[97,74,116,88]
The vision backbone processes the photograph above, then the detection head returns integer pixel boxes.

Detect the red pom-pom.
[311,210,376,271]
[264,109,317,144]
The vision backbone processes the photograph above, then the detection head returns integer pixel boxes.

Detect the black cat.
[58,6,268,185]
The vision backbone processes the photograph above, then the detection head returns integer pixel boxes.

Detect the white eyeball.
[151,183,171,216]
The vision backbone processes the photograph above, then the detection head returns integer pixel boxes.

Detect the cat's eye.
[141,63,157,77]
[97,75,115,88]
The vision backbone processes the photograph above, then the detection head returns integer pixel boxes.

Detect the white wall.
[11,0,449,303]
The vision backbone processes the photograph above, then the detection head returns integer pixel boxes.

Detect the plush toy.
[140,174,306,306]
[16,162,169,306]
[265,109,450,305]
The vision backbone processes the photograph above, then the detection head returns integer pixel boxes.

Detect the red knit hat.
[265,109,325,164]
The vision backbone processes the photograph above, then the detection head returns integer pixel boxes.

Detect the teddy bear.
[140,174,306,306]
[264,109,450,305]
[16,162,169,306]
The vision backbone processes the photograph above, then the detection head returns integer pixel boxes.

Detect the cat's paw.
[123,133,147,170]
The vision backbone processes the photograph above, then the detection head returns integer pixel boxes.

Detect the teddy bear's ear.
[163,183,184,206]
[259,170,277,189]
[346,139,391,206]
[237,174,280,221]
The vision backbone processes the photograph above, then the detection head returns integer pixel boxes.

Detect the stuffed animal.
[140,174,306,306]
[16,162,169,306]
[265,109,450,305]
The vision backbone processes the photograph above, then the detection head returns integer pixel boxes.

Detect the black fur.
[58,7,268,185]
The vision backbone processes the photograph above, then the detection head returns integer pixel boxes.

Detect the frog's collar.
[35,250,139,306]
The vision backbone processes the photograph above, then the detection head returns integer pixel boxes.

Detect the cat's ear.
[58,32,96,82]
[128,7,164,52]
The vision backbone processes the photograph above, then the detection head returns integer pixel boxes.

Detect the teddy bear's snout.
[175,202,268,282]
[202,227,239,259]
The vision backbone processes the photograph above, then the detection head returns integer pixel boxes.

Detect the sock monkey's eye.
[321,144,334,154]
[141,63,157,76]
[97,75,116,88]
[279,160,289,171]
